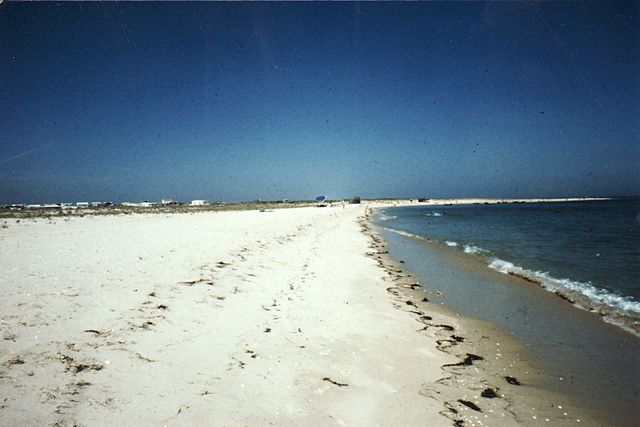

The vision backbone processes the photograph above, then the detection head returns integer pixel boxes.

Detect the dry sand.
[1,205,458,426]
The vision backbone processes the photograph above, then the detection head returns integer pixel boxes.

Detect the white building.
[190,200,208,206]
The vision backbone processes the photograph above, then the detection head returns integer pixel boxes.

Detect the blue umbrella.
[315,195,327,202]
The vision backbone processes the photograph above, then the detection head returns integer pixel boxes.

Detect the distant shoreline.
[0,196,618,219]
[368,196,613,206]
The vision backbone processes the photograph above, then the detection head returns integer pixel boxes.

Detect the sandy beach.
[0,205,460,426]
[0,204,606,426]
[2,0,637,424]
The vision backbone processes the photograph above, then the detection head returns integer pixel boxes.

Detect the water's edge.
[361,209,610,427]
[362,207,638,425]
[380,222,640,337]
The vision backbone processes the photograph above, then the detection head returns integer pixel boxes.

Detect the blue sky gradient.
[1,2,638,203]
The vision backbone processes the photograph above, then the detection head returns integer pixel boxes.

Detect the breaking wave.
[488,259,640,336]
[379,217,640,336]
[383,227,427,241]
[463,244,488,254]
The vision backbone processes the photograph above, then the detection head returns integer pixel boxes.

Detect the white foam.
[425,212,443,217]
[445,241,458,247]
[488,259,517,274]
[379,215,398,221]
[463,244,487,254]
[602,315,640,336]
[488,258,640,318]
[383,227,421,239]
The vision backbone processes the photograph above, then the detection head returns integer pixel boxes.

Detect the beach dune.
[0,206,454,426]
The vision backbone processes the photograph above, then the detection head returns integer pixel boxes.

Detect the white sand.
[0,205,454,426]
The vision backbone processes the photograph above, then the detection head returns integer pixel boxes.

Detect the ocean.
[374,198,640,426]
[378,199,640,335]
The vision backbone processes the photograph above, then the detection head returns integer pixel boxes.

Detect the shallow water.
[379,199,640,334]
[376,206,640,427]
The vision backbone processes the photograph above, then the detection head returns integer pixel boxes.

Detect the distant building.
[139,201,157,207]
[161,198,177,205]
[190,200,208,206]
[76,202,89,208]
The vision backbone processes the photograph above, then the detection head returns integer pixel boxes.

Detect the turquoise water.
[378,199,640,334]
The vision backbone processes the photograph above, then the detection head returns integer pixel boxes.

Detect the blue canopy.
[315,195,327,202]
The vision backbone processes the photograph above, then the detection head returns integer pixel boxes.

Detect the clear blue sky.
[1,2,638,203]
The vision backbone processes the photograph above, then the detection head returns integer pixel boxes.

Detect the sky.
[1,2,639,203]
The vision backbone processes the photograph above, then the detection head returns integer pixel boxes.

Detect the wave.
[488,259,640,336]
[379,224,639,335]
[383,227,428,241]
[463,244,488,254]
[425,212,443,217]
[379,214,398,221]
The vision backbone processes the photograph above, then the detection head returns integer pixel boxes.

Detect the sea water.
[375,199,640,425]
[378,199,640,335]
